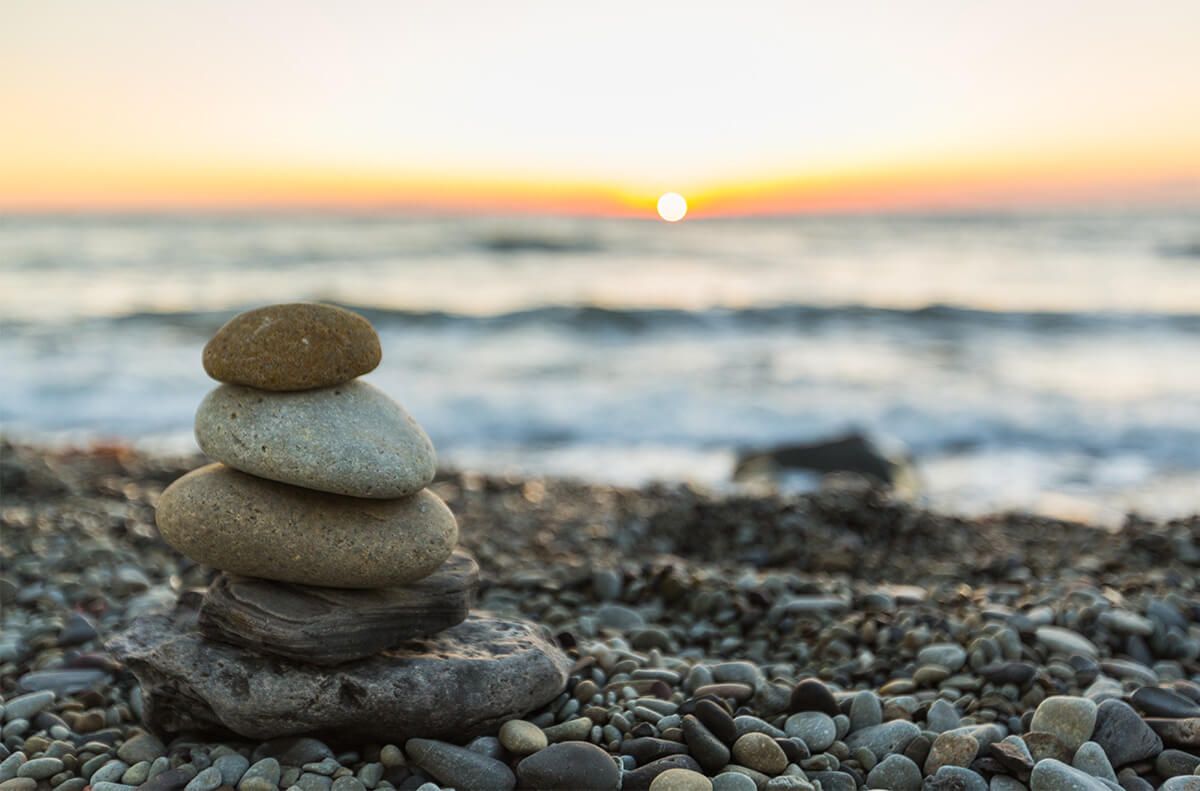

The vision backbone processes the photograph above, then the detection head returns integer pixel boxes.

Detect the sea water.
[2,210,1198,523]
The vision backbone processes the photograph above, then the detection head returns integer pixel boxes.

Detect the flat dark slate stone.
[106,604,570,743]
[198,550,478,665]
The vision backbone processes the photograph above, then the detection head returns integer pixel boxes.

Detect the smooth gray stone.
[867,754,923,791]
[106,606,570,742]
[2,692,55,721]
[1090,700,1162,767]
[1158,778,1200,791]
[808,771,856,791]
[156,463,457,589]
[1031,697,1098,753]
[927,767,987,791]
[918,643,968,671]
[195,381,435,498]
[849,691,883,731]
[1072,742,1116,782]
[213,755,250,786]
[784,711,836,752]
[843,720,921,759]
[1029,759,1120,791]
[17,670,108,695]
[1035,627,1099,659]
[1131,687,1200,718]
[681,715,730,774]
[1155,749,1200,778]
[516,742,620,791]
[199,551,478,665]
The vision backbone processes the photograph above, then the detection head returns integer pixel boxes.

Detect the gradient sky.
[4,0,1199,215]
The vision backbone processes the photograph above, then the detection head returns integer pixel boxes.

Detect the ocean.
[2,210,1199,523]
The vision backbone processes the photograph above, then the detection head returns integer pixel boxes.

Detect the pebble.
[1156,749,1200,777]
[649,767,713,791]
[0,780,36,791]
[731,733,787,776]
[926,699,960,733]
[682,715,731,774]
[1089,699,1163,767]
[516,742,620,791]
[202,303,382,391]
[214,754,251,786]
[1072,742,1117,782]
[711,773,758,791]
[924,732,978,774]
[918,643,968,671]
[2,692,54,722]
[17,759,63,781]
[404,739,515,791]
[867,753,923,791]
[929,766,988,791]
[155,463,458,588]
[1131,687,1200,719]
[784,711,836,752]
[843,720,921,760]
[116,733,165,764]
[1035,626,1099,659]
[1029,758,1114,790]
[1030,697,1098,753]
[849,691,882,731]
[498,720,546,755]
[184,767,223,791]
[238,758,281,791]
[790,680,839,716]
[195,381,436,499]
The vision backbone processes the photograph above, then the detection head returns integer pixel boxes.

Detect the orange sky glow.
[3,1,1199,217]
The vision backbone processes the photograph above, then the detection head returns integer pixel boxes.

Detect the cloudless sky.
[3,0,1199,214]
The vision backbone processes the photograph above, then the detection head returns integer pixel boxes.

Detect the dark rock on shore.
[106,606,570,742]
[198,551,478,665]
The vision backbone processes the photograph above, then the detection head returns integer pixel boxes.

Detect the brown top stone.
[203,303,381,391]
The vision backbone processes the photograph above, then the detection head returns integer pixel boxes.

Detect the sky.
[3,0,1199,216]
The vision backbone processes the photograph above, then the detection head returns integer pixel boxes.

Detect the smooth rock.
[1030,697,1098,753]
[1035,627,1099,659]
[732,733,788,776]
[117,733,165,764]
[1131,687,1200,719]
[650,768,712,791]
[515,742,620,791]
[213,755,250,786]
[784,711,836,752]
[849,691,883,731]
[252,738,334,765]
[203,303,381,391]
[844,720,922,760]
[1029,758,1113,790]
[2,692,54,722]
[1158,778,1200,791]
[682,715,730,774]
[918,643,968,672]
[867,753,923,791]
[623,757,704,791]
[404,739,515,791]
[924,732,978,774]
[928,767,987,791]
[237,758,280,791]
[1155,749,1200,778]
[195,381,435,498]
[790,679,840,717]
[497,720,546,756]
[106,607,570,742]
[712,774,758,791]
[1072,742,1116,781]
[156,464,457,588]
[1145,718,1200,749]
[199,550,478,664]
[1090,699,1162,767]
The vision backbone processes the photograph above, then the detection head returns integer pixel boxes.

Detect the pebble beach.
[2,440,1198,790]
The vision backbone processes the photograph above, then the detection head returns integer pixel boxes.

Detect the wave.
[6,301,1200,336]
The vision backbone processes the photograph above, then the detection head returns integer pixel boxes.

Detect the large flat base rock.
[107,606,570,743]
[198,550,479,665]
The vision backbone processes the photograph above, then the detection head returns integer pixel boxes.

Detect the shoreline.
[2,440,1199,789]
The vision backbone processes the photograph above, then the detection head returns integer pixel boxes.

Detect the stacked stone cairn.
[109,303,569,751]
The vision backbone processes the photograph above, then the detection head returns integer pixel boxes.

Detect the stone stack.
[109,303,569,743]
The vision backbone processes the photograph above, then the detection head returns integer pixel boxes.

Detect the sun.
[657,192,688,222]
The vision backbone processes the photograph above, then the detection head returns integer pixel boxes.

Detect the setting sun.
[657,192,688,222]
